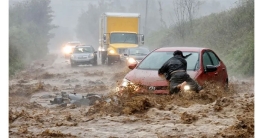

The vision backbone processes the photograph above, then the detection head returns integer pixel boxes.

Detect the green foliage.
[147,0,254,77]
[9,0,56,77]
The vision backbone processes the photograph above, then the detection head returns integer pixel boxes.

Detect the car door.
[199,51,218,84]
[207,50,226,85]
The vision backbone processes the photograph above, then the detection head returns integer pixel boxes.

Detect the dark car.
[120,47,150,64]
[117,47,228,94]
[70,45,97,67]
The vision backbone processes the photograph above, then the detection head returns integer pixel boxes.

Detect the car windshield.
[110,33,138,44]
[129,48,149,55]
[137,51,199,70]
[73,47,93,53]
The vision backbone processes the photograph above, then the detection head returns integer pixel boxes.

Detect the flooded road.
[9,52,254,138]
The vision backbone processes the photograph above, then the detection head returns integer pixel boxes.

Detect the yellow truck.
[99,12,144,65]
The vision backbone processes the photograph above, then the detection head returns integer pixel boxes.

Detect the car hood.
[125,69,197,87]
[129,55,147,61]
[72,53,92,56]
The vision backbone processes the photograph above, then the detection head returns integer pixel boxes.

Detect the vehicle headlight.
[71,55,74,59]
[121,78,131,87]
[115,78,131,92]
[89,53,94,58]
[98,47,105,51]
[128,57,137,64]
[116,78,140,94]
[184,85,190,91]
[109,49,115,54]
[63,46,72,54]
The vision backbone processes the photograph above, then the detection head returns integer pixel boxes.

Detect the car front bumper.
[70,58,95,64]
[115,85,169,95]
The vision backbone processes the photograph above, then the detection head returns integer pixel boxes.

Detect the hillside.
[146,0,254,77]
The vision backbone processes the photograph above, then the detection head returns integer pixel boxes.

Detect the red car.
[117,47,228,94]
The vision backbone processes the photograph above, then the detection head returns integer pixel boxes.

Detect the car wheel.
[92,58,97,66]
[71,62,77,67]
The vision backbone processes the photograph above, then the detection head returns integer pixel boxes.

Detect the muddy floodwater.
[9,53,254,138]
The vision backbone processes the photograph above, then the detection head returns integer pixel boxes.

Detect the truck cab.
[99,12,144,65]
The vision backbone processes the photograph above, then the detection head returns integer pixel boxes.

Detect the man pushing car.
[158,50,203,94]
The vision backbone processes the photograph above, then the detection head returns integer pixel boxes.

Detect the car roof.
[76,45,93,47]
[129,47,149,50]
[155,46,210,52]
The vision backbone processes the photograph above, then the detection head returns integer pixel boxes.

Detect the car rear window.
[137,51,199,70]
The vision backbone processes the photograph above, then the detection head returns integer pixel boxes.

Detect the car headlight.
[184,85,190,91]
[71,55,77,59]
[115,78,132,92]
[119,78,139,92]
[128,57,137,64]
[109,49,115,54]
[121,78,131,87]
[63,46,72,54]
[98,47,105,51]
[89,53,94,58]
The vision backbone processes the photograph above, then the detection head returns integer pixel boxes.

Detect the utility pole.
[144,0,148,36]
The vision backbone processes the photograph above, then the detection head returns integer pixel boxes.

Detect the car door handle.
[215,72,218,75]
[222,68,225,71]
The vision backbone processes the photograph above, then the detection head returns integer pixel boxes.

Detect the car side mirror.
[103,34,107,44]
[141,35,144,45]
[128,63,137,70]
[206,65,217,72]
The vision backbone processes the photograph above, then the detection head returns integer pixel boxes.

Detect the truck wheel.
[101,51,107,65]
[106,57,112,66]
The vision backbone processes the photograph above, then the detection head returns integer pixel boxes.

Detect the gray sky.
[9,0,238,50]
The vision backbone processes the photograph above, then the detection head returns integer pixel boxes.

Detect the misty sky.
[49,0,237,29]
[9,0,238,50]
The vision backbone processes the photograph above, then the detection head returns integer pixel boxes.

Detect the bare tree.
[170,0,201,42]
[172,0,187,41]
[144,0,148,35]
[158,1,167,28]
[185,0,202,29]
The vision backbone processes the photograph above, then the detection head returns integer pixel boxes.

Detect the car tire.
[71,62,77,67]
[92,58,97,66]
